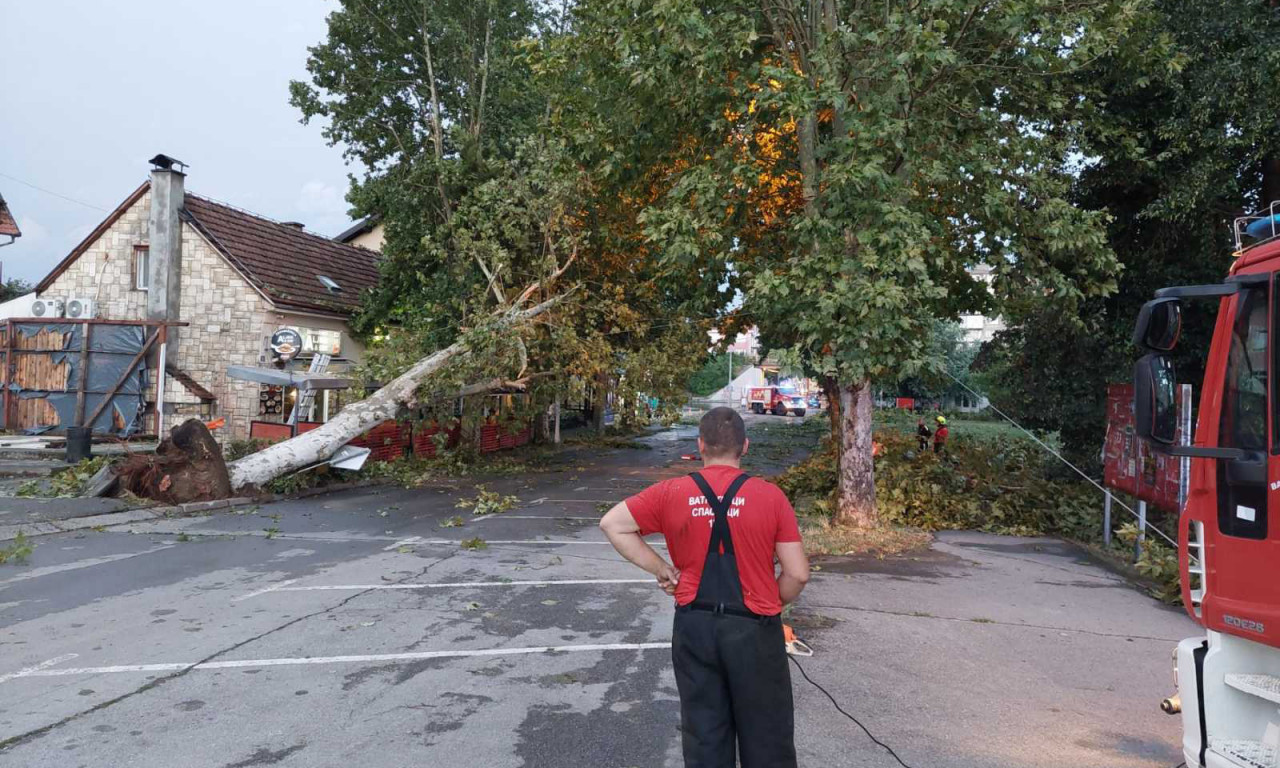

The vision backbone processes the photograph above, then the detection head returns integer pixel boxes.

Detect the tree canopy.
[289,0,1280,525]
[540,0,1133,523]
[293,1,716,429]
[979,0,1280,464]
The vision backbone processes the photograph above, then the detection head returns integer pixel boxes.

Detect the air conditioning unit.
[29,299,65,318]
[65,298,96,319]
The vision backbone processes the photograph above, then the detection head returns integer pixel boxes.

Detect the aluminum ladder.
[288,353,331,425]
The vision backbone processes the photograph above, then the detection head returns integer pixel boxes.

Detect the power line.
[0,171,110,213]
[944,371,1178,549]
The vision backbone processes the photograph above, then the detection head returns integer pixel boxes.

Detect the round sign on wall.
[270,328,303,364]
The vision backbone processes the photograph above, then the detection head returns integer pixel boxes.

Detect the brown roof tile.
[0,195,20,238]
[183,194,379,316]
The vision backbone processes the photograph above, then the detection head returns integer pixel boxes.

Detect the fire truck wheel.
[772,405,785,416]
[794,410,806,417]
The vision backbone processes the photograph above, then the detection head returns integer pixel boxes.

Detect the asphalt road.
[0,417,1196,767]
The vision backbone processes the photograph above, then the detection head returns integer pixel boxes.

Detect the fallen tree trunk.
[226,293,567,491]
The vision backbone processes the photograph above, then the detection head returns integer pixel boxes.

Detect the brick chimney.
[146,154,185,351]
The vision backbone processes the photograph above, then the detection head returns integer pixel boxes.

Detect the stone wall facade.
[38,191,361,441]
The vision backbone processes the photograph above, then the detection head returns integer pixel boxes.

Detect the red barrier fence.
[249,417,527,463]
[1102,383,1185,513]
[348,421,413,463]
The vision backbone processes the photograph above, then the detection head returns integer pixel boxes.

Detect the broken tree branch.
[455,371,551,398]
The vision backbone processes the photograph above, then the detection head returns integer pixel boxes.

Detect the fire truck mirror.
[1134,353,1178,444]
[1133,297,1182,352]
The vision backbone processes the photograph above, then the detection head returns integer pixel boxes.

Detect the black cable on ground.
[789,655,916,768]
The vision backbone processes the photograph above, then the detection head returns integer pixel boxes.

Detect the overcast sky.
[0,0,358,284]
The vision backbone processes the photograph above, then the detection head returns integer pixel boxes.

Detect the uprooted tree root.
[115,419,232,504]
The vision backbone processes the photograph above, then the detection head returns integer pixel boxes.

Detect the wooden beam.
[0,318,189,327]
[1,321,9,431]
[85,328,159,431]
[75,323,91,427]
[4,320,13,431]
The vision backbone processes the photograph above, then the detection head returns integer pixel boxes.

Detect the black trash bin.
[65,426,92,464]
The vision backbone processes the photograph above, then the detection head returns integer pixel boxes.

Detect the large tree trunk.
[821,375,844,494]
[591,372,608,433]
[226,295,564,491]
[821,375,842,463]
[835,379,877,527]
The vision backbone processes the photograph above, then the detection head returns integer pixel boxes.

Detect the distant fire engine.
[746,386,807,417]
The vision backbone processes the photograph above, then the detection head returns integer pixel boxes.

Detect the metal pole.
[1103,491,1113,547]
[553,393,561,445]
[156,340,167,437]
[1136,500,1147,563]
[1178,383,1192,512]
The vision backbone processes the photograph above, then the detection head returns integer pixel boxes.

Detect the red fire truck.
[1133,207,1280,768]
[746,386,807,417]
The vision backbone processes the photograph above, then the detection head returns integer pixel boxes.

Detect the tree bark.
[472,3,493,141]
[835,379,877,527]
[591,372,608,433]
[821,375,843,463]
[226,294,566,490]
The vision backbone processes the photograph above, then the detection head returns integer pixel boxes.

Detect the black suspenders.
[687,471,761,620]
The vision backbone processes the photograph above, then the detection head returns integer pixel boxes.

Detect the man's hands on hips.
[600,501,680,596]
[656,563,680,595]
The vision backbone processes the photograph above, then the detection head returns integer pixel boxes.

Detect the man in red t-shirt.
[600,407,810,767]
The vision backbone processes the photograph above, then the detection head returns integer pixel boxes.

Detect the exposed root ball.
[116,419,232,503]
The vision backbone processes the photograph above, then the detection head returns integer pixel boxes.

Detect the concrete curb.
[0,496,259,542]
[0,479,388,542]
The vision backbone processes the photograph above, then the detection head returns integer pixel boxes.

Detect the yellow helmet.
[936,416,947,425]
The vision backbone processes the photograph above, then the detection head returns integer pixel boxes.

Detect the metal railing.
[1233,200,1280,252]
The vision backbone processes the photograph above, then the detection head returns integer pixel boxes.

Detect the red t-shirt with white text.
[625,464,802,616]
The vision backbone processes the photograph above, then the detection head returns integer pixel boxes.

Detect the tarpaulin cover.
[1102,382,1185,512]
[90,325,145,354]
[5,322,151,436]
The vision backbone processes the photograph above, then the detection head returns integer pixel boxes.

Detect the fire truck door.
[1215,283,1269,543]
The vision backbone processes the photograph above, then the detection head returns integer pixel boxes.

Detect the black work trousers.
[671,607,797,768]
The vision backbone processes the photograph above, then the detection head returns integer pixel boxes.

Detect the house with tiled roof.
[34,156,380,440]
[0,193,20,246]
[335,215,384,252]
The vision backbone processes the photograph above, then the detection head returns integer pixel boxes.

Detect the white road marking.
[0,546,174,588]
[246,578,654,596]
[472,515,600,522]
[8,643,672,680]
[0,654,79,683]
[383,536,422,551]
[425,538,664,547]
[231,578,299,602]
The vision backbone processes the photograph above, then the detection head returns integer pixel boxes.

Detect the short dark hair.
[699,407,746,459]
